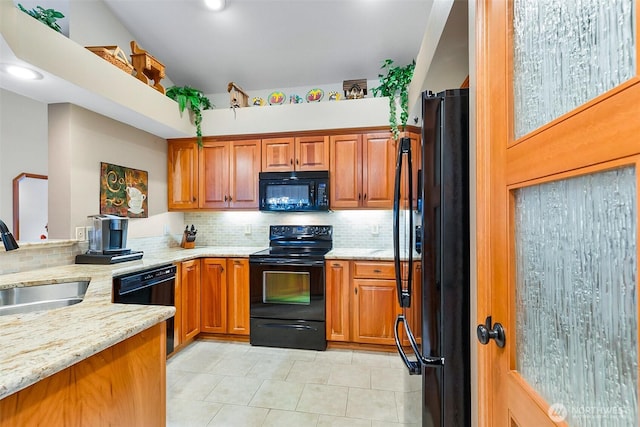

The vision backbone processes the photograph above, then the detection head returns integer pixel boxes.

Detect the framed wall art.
[99,162,148,218]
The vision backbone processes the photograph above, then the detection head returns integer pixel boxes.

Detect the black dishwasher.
[113,264,176,355]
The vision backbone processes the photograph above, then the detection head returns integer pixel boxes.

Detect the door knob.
[476,316,505,348]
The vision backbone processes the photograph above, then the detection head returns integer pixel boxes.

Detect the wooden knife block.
[181,232,195,249]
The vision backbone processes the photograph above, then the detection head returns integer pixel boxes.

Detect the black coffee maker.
[76,215,143,264]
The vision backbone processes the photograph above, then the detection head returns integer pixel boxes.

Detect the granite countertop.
[0,245,415,400]
[0,246,261,400]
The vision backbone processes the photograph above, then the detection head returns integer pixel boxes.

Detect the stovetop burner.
[250,225,333,261]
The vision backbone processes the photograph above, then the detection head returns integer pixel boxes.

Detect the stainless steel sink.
[0,281,90,316]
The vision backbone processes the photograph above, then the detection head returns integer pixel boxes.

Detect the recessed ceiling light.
[204,0,226,11]
[3,64,43,80]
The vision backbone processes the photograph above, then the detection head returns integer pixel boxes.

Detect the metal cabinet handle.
[290,159,293,165]
[224,195,227,202]
[296,159,299,165]
[363,193,367,200]
[373,269,381,273]
[476,316,506,348]
[358,193,361,200]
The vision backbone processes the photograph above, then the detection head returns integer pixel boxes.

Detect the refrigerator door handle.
[394,314,422,375]
[393,137,414,308]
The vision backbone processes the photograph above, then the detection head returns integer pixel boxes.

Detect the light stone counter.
[326,248,419,261]
[0,246,262,400]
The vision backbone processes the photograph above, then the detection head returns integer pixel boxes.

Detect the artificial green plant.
[166,86,214,147]
[18,4,65,33]
[372,59,416,140]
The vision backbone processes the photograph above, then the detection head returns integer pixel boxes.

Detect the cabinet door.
[329,134,362,208]
[227,258,250,335]
[295,135,329,171]
[200,258,227,334]
[168,140,199,210]
[199,141,229,209]
[173,263,182,351]
[352,278,399,345]
[229,140,261,208]
[181,259,201,342]
[325,260,351,341]
[262,137,294,172]
[362,132,395,208]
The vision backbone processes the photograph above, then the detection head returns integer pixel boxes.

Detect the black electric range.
[249,225,332,351]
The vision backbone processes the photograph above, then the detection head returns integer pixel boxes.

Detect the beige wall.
[47,103,183,240]
[0,89,48,227]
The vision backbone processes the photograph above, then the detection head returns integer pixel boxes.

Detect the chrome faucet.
[0,220,19,251]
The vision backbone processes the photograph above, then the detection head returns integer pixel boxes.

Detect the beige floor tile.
[246,344,319,361]
[286,360,332,384]
[249,379,305,410]
[207,404,269,427]
[168,371,225,401]
[346,388,399,422]
[296,383,349,416]
[166,397,223,427]
[371,421,419,427]
[351,351,394,368]
[327,364,371,389]
[207,356,257,376]
[315,349,354,364]
[370,367,412,392]
[166,340,420,426]
[317,414,372,427]
[246,357,295,380]
[394,390,422,424]
[205,375,264,405]
[263,409,320,426]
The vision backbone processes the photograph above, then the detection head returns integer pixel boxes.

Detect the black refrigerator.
[393,88,470,427]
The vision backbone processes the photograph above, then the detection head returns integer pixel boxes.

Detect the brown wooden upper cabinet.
[262,135,329,172]
[168,138,260,210]
[329,133,396,209]
[168,140,199,210]
[199,139,261,209]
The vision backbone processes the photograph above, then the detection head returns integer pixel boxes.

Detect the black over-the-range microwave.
[258,171,329,212]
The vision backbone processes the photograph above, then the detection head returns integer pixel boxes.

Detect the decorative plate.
[268,91,286,105]
[289,94,303,104]
[328,91,341,101]
[306,88,324,102]
[252,97,266,106]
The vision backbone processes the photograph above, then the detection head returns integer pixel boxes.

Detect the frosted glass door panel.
[514,166,637,426]
[513,0,636,138]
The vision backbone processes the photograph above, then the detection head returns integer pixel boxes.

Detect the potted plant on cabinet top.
[17,4,65,33]
[166,86,214,147]
[372,59,416,140]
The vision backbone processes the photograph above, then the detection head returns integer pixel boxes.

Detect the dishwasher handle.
[117,275,176,296]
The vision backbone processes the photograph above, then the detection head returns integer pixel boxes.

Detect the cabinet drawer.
[352,261,395,279]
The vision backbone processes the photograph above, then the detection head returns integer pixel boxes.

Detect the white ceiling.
[99,0,434,94]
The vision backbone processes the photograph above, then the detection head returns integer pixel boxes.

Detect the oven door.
[249,258,325,321]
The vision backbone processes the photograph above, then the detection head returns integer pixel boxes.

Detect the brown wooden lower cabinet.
[325,260,351,341]
[180,259,201,344]
[0,323,166,426]
[325,260,421,346]
[226,258,250,335]
[200,257,250,336]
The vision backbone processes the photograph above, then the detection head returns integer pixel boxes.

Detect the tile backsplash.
[1,210,417,275]
[183,210,397,249]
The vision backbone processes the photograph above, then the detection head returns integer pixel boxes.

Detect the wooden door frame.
[475,0,505,425]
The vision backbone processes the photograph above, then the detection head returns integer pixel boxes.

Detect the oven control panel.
[269,225,332,240]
